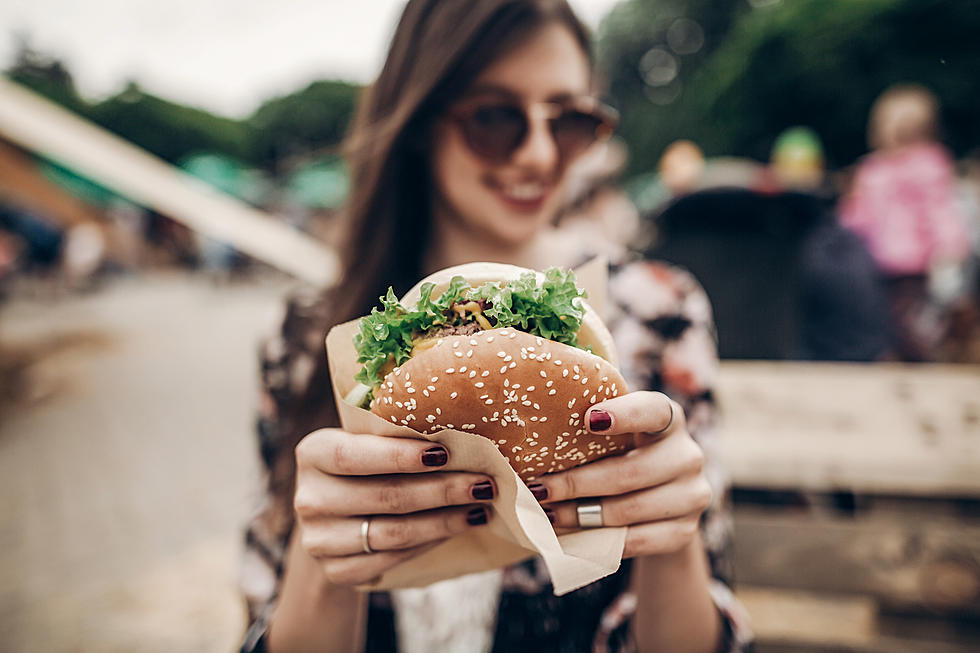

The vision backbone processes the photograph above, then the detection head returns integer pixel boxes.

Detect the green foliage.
[87,84,253,165]
[599,0,980,175]
[248,80,360,169]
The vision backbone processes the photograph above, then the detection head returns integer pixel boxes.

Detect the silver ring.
[653,401,674,434]
[576,500,604,528]
[360,518,374,554]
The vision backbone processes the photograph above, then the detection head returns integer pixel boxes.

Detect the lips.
[492,180,553,213]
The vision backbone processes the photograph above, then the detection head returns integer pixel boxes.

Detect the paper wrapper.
[324,258,626,596]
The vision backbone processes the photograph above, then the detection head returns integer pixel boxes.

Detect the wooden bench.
[716,361,980,652]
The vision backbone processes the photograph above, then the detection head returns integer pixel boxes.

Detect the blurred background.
[1,0,978,651]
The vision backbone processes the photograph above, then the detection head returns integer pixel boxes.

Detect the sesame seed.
[422,389,430,397]
[530,416,538,422]
[540,417,548,423]
[500,365,508,374]
[406,414,415,421]
[522,400,532,406]
[549,389,557,396]
[446,368,455,374]
[394,368,402,376]
[546,380,554,387]
[486,336,495,343]
[482,370,490,377]
[589,394,597,404]
[426,414,436,423]
[497,351,507,358]
[452,341,459,348]
[563,369,569,378]
[601,376,609,383]
[436,407,442,415]
[540,371,547,378]
[534,403,540,409]
[459,366,467,373]
[485,399,493,405]
[526,386,535,392]
[470,339,478,346]
[581,377,588,385]
[568,398,576,408]
[466,350,473,358]
[594,363,601,370]
[454,351,463,357]
[583,388,589,397]
[450,392,457,399]
[475,382,485,388]
[554,360,562,365]
[407,387,416,394]
[573,374,580,381]
[469,370,477,378]
[504,379,510,387]
[427,385,436,391]
[536,337,543,346]
[508,362,516,369]
[396,401,404,408]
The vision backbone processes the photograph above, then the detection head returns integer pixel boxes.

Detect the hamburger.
[349,263,629,480]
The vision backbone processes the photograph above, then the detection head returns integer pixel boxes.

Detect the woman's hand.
[293,429,495,586]
[529,391,712,558]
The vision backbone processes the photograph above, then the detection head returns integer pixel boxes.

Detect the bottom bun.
[371,328,630,480]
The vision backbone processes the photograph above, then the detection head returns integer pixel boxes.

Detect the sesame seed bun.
[370,328,630,480]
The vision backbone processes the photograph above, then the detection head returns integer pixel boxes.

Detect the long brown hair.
[266,0,592,522]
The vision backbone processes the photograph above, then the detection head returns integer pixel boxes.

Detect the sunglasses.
[448,97,618,164]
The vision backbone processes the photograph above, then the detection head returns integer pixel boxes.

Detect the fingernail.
[471,480,495,501]
[589,409,612,432]
[543,507,556,524]
[467,506,488,526]
[421,446,448,467]
[527,483,548,502]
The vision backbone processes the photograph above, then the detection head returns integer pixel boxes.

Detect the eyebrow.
[462,83,580,104]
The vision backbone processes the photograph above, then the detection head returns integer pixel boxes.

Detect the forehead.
[466,23,591,102]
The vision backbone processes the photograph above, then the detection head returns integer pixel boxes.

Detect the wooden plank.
[716,361,980,496]
[732,505,980,614]
[736,586,877,647]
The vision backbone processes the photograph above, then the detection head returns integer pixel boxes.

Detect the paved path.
[0,273,294,652]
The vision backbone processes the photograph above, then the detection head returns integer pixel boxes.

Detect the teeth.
[503,183,544,200]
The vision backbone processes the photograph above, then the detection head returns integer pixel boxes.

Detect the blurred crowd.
[2,82,978,363]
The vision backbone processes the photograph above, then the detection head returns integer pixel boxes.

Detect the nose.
[510,115,559,174]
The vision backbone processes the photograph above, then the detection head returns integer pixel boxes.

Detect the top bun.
[401,262,618,368]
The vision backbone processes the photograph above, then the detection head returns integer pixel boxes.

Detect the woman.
[241,1,751,651]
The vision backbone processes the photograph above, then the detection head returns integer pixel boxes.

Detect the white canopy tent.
[0,77,337,286]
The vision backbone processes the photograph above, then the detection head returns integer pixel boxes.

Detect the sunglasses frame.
[446,96,619,164]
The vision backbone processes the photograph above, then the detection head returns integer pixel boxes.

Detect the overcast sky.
[0,0,622,118]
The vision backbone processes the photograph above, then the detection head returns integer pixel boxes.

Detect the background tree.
[598,0,980,177]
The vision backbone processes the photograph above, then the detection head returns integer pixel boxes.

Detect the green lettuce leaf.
[353,268,587,391]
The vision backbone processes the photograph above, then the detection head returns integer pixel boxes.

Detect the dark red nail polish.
[527,483,548,502]
[543,507,556,524]
[589,409,611,432]
[471,480,495,501]
[467,506,488,526]
[421,446,448,467]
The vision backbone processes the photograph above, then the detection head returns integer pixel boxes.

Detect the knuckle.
[693,478,713,512]
[376,480,409,514]
[330,438,357,474]
[393,444,419,473]
[322,559,355,586]
[383,520,414,550]
[293,488,318,520]
[445,474,471,506]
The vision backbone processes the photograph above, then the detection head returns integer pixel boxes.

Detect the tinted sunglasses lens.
[551,109,605,160]
[459,105,526,162]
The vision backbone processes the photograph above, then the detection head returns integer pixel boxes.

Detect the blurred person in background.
[239,1,751,652]
[839,83,970,361]
[659,139,705,198]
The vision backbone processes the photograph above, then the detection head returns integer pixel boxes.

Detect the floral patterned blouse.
[239,258,754,652]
